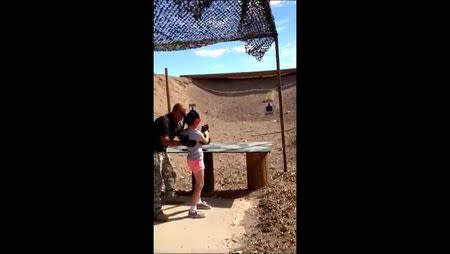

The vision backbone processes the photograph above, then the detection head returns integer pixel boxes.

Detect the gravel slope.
[154,73,297,253]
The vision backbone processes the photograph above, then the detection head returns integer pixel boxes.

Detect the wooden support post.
[165,68,171,113]
[274,37,288,172]
[192,153,214,192]
[246,152,269,190]
[203,153,214,192]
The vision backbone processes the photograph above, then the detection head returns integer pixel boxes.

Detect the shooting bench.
[167,142,272,191]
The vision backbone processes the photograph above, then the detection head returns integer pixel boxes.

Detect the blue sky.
[154,0,297,76]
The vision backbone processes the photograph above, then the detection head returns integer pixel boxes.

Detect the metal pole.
[275,37,288,172]
[165,68,171,113]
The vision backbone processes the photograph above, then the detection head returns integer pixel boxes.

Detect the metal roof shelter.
[154,0,289,172]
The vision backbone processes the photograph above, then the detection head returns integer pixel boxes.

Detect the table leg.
[192,153,214,192]
[246,152,269,190]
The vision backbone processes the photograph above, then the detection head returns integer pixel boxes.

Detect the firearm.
[200,124,211,144]
[201,124,209,133]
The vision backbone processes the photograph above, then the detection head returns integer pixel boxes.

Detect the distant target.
[263,99,274,115]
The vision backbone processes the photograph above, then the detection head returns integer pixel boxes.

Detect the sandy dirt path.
[153,73,297,253]
[154,195,255,253]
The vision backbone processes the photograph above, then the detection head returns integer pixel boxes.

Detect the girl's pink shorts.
[186,159,204,173]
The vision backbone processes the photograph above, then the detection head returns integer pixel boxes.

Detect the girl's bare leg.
[191,169,204,208]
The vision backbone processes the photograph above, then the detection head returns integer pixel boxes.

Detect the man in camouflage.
[153,103,187,222]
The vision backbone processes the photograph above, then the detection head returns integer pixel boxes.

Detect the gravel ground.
[155,74,297,253]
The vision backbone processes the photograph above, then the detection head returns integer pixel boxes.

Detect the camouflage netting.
[154,0,278,61]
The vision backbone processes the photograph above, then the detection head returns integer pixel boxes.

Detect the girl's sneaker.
[188,210,206,218]
[196,201,212,210]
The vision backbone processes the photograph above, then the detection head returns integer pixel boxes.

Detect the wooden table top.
[166,142,272,153]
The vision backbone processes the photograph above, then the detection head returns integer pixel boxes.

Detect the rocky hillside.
[154,72,298,253]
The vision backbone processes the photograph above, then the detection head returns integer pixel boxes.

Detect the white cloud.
[276,18,289,26]
[270,0,284,7]
[281,43,296,57]
[280,43,296,68]
[275,18,289,33]
[232,46,246,53]
[281,62,296,68]
[194,48,227,57]
[277,26,287,32]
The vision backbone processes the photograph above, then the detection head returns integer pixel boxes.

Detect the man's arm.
[161,135,183,147]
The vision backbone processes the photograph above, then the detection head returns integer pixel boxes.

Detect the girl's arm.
[199,130,210,144]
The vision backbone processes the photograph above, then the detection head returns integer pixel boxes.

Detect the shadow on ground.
[176,188,252,199]
[154,190,252,226]
[154,207,190,225]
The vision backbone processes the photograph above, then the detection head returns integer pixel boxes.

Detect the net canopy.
[154,0,278,61]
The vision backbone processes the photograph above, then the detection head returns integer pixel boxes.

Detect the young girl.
[181,109,212,218]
